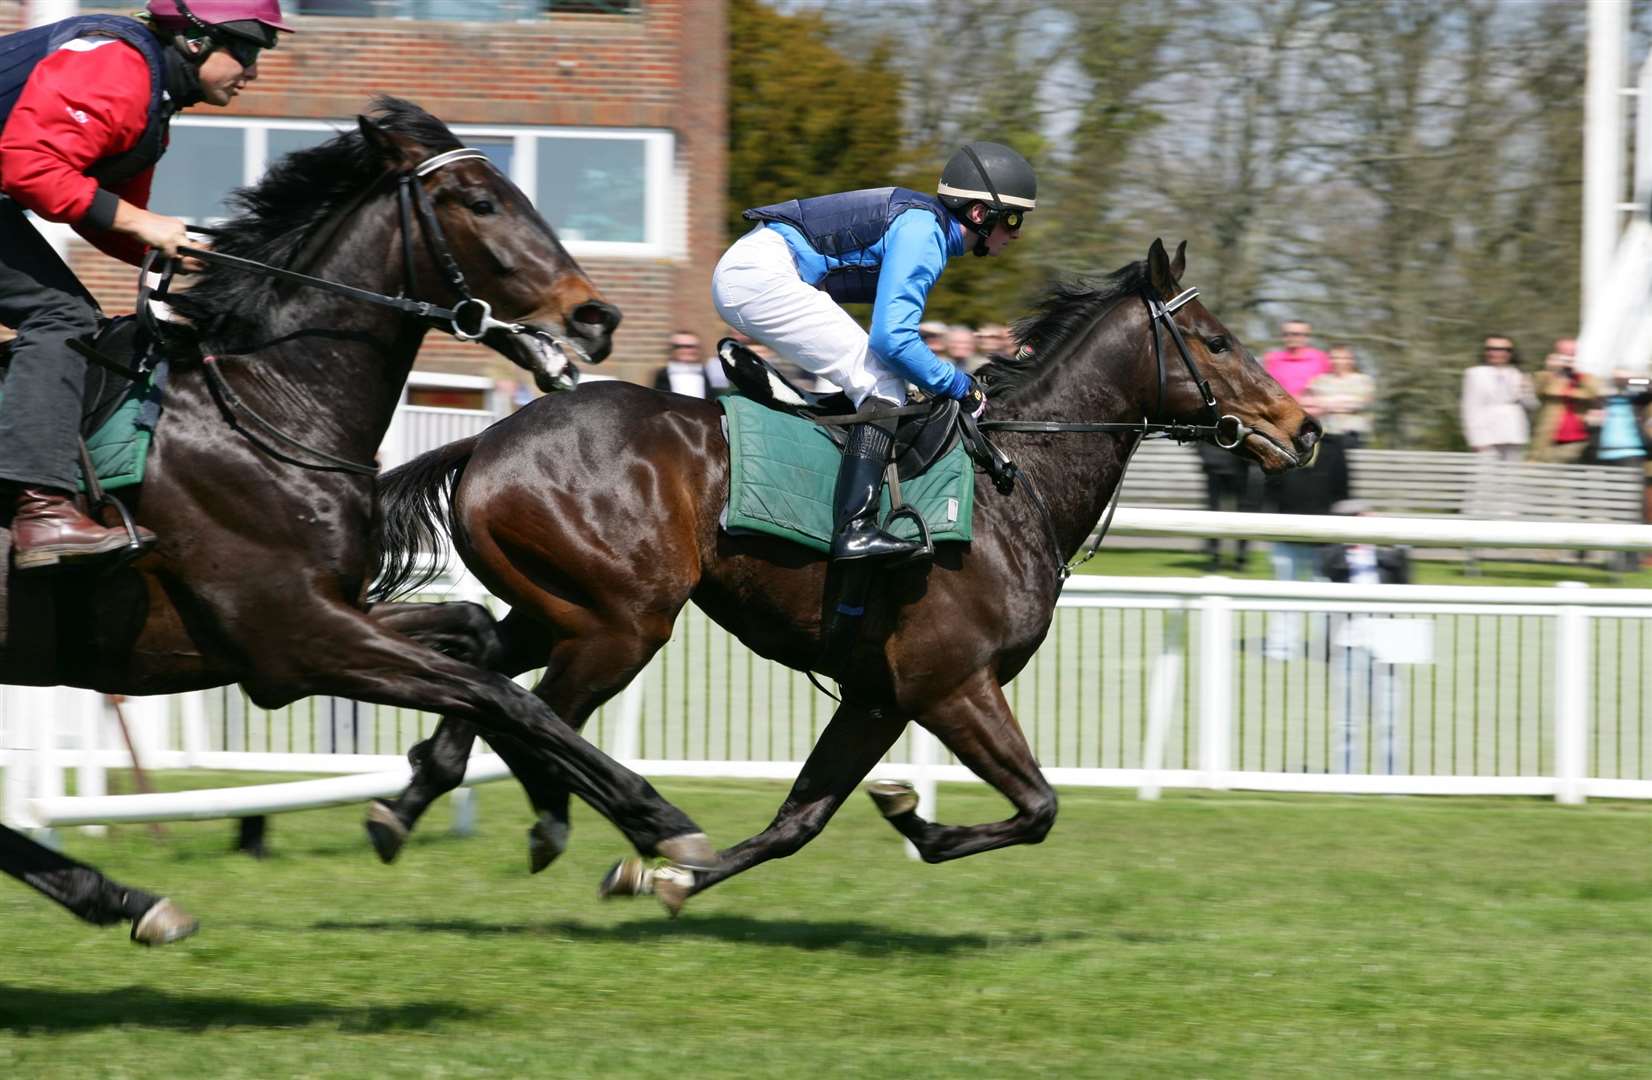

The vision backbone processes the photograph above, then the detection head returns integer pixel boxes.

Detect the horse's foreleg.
[0,824,198,945]
[872,669,1058,863]
[601,700,903,916]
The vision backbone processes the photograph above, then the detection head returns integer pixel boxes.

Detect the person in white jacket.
[1460,335,1536,460]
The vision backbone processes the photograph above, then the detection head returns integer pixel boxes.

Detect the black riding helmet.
[937,141,1037,256]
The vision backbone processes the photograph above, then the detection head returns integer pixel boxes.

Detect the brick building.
[2,0,729,400]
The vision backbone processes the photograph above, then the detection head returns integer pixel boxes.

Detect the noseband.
[969,285,1252,581]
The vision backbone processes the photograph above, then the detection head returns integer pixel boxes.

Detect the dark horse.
[366,240,1319,914]
[0,97,718,939]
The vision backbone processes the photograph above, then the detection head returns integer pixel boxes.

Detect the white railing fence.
[5,564,1649,839]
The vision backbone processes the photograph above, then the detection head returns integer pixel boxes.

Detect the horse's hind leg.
[601,700,904,916]
[872,668,1057,863]
[0,824,198,945]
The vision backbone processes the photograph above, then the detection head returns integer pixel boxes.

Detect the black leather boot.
[829,422,925,563]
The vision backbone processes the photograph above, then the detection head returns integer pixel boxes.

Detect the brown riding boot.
[10,486,155,570]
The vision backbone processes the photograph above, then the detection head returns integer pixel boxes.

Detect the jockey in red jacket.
[0,0,290,571]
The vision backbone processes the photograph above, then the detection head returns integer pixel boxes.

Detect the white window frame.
[165,116,675,258]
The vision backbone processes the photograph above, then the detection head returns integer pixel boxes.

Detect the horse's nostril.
[572,301,621,335]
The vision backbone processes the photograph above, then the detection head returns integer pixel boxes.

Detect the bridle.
[967,285,1252,581]
[163,146,590,476]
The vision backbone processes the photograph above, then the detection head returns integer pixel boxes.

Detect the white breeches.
[711,225,907,407]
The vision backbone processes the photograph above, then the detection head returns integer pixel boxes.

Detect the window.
[537,136,646,244]
[150,118,674,256]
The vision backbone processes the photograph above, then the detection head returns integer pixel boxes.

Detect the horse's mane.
[977,261,1148,401]
[168,96,462,332]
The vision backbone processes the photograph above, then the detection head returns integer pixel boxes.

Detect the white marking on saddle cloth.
[946,497,959,524]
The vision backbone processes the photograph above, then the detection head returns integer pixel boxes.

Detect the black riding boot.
[830,421,925,563]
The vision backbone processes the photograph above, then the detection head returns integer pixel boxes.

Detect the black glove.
[961,375,988,420]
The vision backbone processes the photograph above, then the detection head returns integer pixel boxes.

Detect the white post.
[905,724,940,861]
[180,691,209,767]
[1583,0,1628,332]
[1553,591,1590,806]
[1,686,37,829]
[1197,591,1233,790]
[449,786,477,837]
[610,670,646,764]
[76,694,107,837]
[1138,609,1185,800]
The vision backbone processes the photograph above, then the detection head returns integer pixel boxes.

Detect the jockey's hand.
[962,376,989,420]
[114,204,196,269]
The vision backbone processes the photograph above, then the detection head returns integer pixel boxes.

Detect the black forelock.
[975,261,1148,401]
[167,96,462,334]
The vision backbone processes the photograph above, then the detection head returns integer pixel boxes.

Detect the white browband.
[415,148,492,177]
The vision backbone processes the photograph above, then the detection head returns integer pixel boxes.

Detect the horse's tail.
[367,435,479,603]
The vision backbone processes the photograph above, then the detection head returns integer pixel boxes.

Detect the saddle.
[716,338,961,483]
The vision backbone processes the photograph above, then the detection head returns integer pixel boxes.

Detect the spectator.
[944,326,984,372]
[1264,426,1349,580]
[1320,499,1412,775]
[1306,344,1376,447]
[1460,335,1535,460]
[1529,338,1599,464]
[1261,405,1349,658]
[919,321,949,361]
[1196,440,1260,571]
[1262,319,1331,404]
[1590,369,1652,569]
[975,323,1013,360]
[653,330,715,398]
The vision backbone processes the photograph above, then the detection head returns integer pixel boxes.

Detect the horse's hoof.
[599,856,652,900]
[597,858,693,918]
[527,813,569,874]
[651,865,694,918]
[365,800,408,864]
[655,832,718,871]
[130,898,199,946]
[867,779,919,818]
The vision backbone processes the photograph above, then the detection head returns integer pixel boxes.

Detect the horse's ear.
[357,114,421,171]
[1147,238,1175,297]
[1170,240,1187,281]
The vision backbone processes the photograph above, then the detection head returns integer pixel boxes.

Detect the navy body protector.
[0,15,171,189]
[743,187,952,305]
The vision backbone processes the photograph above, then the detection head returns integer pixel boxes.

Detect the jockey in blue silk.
[712,141,1037,564]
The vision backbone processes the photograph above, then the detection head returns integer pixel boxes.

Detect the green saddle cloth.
[719,394,976,554]
[0,361,166,494]
[78,365,165,492]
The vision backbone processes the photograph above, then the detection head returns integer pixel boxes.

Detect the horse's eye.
[469,199,496,216]
[1207,336,1230,354]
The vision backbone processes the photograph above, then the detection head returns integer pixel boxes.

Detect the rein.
[972,286,1248,582]
[173,147,584,477]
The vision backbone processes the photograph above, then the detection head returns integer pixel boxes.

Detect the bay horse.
[0,97,719,938]
[366,240,1319,914]
[1,822,195,945]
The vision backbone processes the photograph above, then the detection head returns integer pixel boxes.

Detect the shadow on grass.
[314,914,1085,955]
[0,984,472,1033]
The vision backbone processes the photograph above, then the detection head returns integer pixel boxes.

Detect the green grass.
[3,775,1648,1078]
[1079,547,1652,588]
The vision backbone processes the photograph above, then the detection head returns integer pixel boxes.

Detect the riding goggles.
[216,35,263,68]
[989,207,1026,231]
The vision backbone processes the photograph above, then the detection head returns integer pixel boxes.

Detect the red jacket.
[0,35,159,266]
